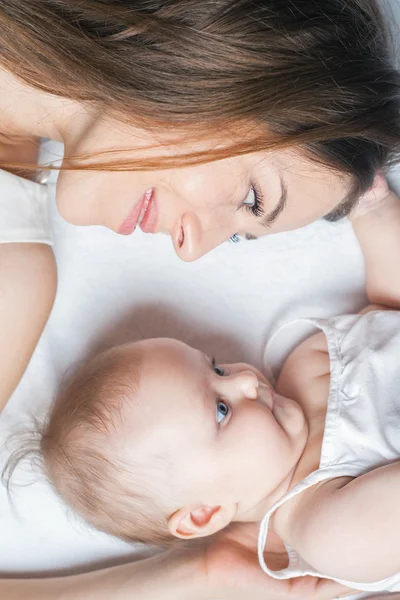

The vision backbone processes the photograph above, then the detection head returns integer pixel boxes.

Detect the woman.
[0,1,399,598]
[1,0,399,261]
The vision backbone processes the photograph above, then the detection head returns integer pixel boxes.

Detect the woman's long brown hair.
[1,0,400,197]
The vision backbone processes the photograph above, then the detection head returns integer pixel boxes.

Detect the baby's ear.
[168,504,236,539]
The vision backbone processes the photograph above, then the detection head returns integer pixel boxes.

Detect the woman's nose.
[173,211,235,262]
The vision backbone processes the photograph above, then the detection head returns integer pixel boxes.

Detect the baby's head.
[42,339,307,545]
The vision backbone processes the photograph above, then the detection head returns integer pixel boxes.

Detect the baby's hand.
[203,523,351,600]
[349,172,393,220]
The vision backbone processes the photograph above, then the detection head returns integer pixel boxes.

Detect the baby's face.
[122,338,308,520]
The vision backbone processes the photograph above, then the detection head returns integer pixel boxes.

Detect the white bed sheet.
[0,3,399,587]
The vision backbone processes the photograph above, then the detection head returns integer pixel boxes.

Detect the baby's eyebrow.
[201,352,213,368]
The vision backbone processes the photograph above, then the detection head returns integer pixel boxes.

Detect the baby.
[36,176,400,593]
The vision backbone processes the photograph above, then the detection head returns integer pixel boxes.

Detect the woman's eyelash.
[229,184,265,243]
[229,233,241,243]
[246,183,265,218]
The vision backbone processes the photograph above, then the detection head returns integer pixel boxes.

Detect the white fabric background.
[0,4,399,597]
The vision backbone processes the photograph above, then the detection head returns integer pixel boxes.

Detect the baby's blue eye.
[214,365,225,376]
[216,399,230,424]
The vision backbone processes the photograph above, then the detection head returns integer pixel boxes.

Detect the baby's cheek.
[245,415,273,452]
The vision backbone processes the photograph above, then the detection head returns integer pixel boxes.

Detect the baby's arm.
[287,461,400,585]
[351,174,400,309]
[282,176,400,588]
[0,142,56,413]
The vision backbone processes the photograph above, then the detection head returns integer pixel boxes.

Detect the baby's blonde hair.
[39,345,175,546]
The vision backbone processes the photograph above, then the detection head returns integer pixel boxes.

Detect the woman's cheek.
[55,171,88,225]
[55,170,115,227]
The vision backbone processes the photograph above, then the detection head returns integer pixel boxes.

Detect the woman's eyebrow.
[260,176,287,228]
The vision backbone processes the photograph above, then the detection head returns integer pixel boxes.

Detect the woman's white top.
[258,311,400,593]
[0,169,51,244]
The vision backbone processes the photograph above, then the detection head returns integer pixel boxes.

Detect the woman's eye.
[216,399,230,424]
[213,364,225,376]
[242,185,264,218]
[243,187,256,207]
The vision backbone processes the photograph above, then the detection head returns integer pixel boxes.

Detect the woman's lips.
[139,189,158,233]
[118,188,154,235]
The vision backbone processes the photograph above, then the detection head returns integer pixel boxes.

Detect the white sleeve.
[0,169,52,245]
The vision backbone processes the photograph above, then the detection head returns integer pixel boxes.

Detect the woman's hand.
[0,133,39,180]
[203,523,352,600]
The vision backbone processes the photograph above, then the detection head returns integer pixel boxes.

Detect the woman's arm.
[0,550,203,600]
[0,528,351,600]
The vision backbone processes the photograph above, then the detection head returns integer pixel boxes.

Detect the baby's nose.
[239,370,259,399]
[225,370,259,401]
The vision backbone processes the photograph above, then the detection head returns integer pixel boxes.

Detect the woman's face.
[57,114,353,261]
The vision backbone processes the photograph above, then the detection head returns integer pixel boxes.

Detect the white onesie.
[258,310,400,593]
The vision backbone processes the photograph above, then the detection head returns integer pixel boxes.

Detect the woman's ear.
[168,503,236,539]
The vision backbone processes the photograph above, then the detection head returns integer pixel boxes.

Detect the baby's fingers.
[310,577,353,600]
[286,575,353,600]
